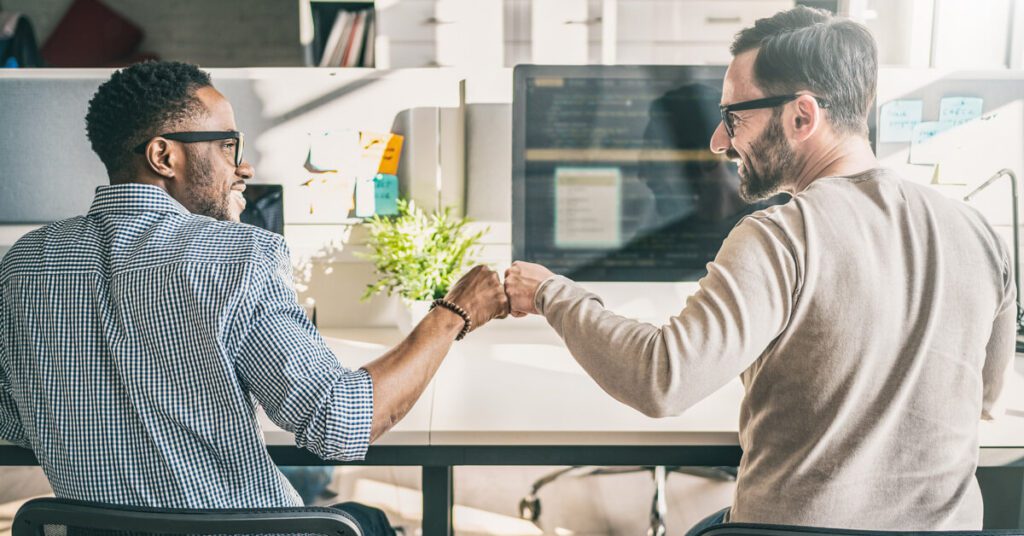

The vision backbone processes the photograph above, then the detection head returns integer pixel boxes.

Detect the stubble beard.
[734,115,798,203]
[184,151,233,222]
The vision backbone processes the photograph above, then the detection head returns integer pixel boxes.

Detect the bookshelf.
[309,0,376,67]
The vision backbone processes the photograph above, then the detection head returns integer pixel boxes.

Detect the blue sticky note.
[879,99,924,143]
[911,121,946,146]
[908,121,950,165]
[374,174,399,216]
[939,96,983,128]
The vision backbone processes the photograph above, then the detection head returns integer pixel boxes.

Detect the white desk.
[309,327,1024,449]
[258,327,741,448]
[427,329,742,446]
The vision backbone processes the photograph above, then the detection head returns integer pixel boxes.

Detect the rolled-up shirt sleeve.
[235,239,373,461]
[0,370,28,448]
[0,291,29,448]
[536,215,798,418]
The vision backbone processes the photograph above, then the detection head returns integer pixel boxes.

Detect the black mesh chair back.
[697,523,1024,536]
[12,498,361,536]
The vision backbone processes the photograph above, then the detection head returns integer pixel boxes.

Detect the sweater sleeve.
[981,249,1016,420]
[536,216,799,417]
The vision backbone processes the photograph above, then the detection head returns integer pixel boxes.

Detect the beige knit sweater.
[535,168,1015,529]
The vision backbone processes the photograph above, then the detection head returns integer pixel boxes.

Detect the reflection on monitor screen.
[513,65,787,282]
[240,184,284,236]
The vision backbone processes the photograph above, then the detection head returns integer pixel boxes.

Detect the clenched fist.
[503,261,555,317]
[443,265,509,332]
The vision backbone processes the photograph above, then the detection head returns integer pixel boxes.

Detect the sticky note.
[908,121,948,164]
[378,135,404,175]
[306,130,361,173]
[306,132,339,172]
[357,132,405,177]
[354,176,377,218]
[939,96,984,128]
[912,121,946,145]
[879,99,923,143]
[374,174,399,216]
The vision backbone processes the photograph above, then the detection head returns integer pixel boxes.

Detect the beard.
[183,150,234,221]
[730,114,798,203]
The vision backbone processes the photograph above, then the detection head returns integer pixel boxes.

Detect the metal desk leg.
[648,465,668,536]
[422,465,454,536]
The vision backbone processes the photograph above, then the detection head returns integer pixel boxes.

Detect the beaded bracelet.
[430,298,472,341]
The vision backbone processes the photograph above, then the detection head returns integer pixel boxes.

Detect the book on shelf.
[317,7,375,67]
[318,10,347,67]
[360,11,375,67]
[341,11,364,67]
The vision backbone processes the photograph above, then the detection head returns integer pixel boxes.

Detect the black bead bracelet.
[430,298,472,341]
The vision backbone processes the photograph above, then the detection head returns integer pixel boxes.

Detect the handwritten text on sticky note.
[879,99,923,143]
[939,96,984,128]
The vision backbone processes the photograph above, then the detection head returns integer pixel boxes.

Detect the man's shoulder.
[173,214,284,248]
[1,217,91,277]
[1,214,288,281]
[737,194,802,236]
[155,214,288,266]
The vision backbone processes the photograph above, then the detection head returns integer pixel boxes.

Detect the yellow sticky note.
[358,132,404,176]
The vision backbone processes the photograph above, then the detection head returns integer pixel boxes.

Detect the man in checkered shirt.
[0,61,509,535]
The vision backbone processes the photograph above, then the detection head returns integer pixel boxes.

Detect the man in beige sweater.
[504,6,1015,531]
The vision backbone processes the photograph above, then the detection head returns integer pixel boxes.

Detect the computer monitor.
[240,184,285,236]
[512,65,786,282]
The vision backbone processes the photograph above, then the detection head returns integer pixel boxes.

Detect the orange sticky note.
[378,134,403,175]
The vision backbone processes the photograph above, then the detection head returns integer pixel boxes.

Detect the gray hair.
[731,6,877,138]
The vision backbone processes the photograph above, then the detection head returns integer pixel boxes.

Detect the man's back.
[0,184,373,508]
[733,168,1015,528]
[532,168,1014,530]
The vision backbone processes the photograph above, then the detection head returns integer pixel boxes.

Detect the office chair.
[518,465,737,536]
[695,523,1024,536]
[12,497,362,536]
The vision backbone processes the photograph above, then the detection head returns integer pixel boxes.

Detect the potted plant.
[359,199,486,333]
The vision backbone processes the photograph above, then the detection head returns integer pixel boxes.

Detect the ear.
[143,138,178,181]
[788,94,822,142]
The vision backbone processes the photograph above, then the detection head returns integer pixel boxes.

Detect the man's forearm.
[361,307,464,441]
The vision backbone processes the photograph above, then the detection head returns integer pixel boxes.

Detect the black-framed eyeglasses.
[719,95,829,138]
[133,131,245,167]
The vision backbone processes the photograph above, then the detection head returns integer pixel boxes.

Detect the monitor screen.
[239,184,284,236]
[512,65,787,282]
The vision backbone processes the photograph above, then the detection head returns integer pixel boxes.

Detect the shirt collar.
[87,184,191,217]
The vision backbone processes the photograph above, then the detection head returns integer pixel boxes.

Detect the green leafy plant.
[358,199,485,302]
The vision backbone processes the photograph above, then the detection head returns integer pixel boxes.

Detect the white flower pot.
[395,299,434,334]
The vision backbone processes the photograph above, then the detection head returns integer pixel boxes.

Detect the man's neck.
[786,136,879,195]
[112,176,170,191]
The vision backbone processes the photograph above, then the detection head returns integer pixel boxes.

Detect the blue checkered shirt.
[0,184,374,508]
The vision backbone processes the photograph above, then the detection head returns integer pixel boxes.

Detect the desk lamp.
[963,168,1024,352]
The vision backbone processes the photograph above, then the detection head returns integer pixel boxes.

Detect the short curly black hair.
[85,61,212,180]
